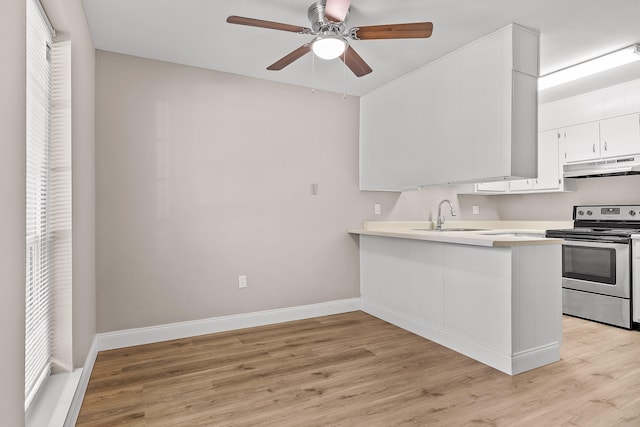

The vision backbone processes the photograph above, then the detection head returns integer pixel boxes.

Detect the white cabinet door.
[477,181,510,192]
[599,113,640,159]
[359,73,427,191]
[563,122,600,163]
[533,129,561,190]
[509,179,533,191]
[561,114,640,164]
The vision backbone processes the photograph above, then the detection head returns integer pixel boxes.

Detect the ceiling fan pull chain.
[311,52,316,94]
[342,47,347,99]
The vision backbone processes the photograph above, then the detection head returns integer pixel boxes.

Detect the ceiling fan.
[226,0,433,77]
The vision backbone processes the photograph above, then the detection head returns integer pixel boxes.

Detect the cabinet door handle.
[604,141,608,151]
[593,143,596,153]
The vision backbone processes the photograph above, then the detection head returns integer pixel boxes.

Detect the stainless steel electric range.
[546,205,640,329]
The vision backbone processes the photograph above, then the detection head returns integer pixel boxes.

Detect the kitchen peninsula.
[350,221,567,375]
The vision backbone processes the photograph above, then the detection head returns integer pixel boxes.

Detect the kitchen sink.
[471,230,545,238]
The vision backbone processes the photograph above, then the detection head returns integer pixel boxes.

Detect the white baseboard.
[96,298,361,351]
[361,299,559,376]
[511,342,561,375]
[63,336,98,427]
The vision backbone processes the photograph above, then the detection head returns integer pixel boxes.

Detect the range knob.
[630,210,637,216]
[587,210,593,216]
[578,210,585,216]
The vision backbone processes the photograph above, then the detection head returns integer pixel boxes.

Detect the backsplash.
[380,174,640,222]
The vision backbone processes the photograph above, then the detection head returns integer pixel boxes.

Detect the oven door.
[562,239,630,298]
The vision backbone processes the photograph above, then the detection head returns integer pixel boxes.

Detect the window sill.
[26,369,82,427]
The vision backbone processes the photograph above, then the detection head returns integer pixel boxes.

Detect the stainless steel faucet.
[436,199,456,230]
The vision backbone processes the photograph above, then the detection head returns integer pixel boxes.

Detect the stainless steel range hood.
[564,156,640,178]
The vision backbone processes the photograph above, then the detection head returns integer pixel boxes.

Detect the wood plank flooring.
[76,312,640,426]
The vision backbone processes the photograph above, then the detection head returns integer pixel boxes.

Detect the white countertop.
[349,220,571,247]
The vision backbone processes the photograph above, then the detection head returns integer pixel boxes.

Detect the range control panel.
[574,205,640,221]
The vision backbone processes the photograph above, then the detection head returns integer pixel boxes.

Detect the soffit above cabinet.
[359,24,538,191]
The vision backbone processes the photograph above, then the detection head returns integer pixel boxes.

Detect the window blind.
[49,39,73,375]
[25,0,54,411]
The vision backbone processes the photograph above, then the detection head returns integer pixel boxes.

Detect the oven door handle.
[560,237,630,246]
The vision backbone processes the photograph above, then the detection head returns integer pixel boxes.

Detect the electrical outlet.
[472,205,480,215]
[374,204,381,215]
[310,183,318,196]
[238,275,247,288]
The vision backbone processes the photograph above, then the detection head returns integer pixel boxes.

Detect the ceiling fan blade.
[340,45,373,77]
[324,0,351,22]
[351,22,433,40]
[226,16,311,34]
[267,44,312,71]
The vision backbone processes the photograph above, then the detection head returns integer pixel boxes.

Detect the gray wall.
[95,42,640,336]
[1,1,27,424]
[95,51,400,332]
[0,1,95,422]
[381,187,501,222]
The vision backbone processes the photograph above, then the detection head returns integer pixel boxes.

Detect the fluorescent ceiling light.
[311,36,346,60]
[538,44,640,91]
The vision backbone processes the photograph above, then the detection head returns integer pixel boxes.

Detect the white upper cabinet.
[540,78,640,166]
[562,122,600,163]
[534,129,562,190]
[562,113,640,163]
[476,181,510,193]
[599,114,640,158]
[508,179,533,191]
[360,23,539,191]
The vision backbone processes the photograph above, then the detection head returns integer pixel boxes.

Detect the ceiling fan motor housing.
[308,0,349,34]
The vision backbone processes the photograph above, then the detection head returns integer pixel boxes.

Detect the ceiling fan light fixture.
[311,36,346,60]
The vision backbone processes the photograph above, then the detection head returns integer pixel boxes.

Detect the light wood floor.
[77,311,640,426]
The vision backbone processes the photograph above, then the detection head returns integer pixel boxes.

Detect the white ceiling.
[82,0,640,97]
